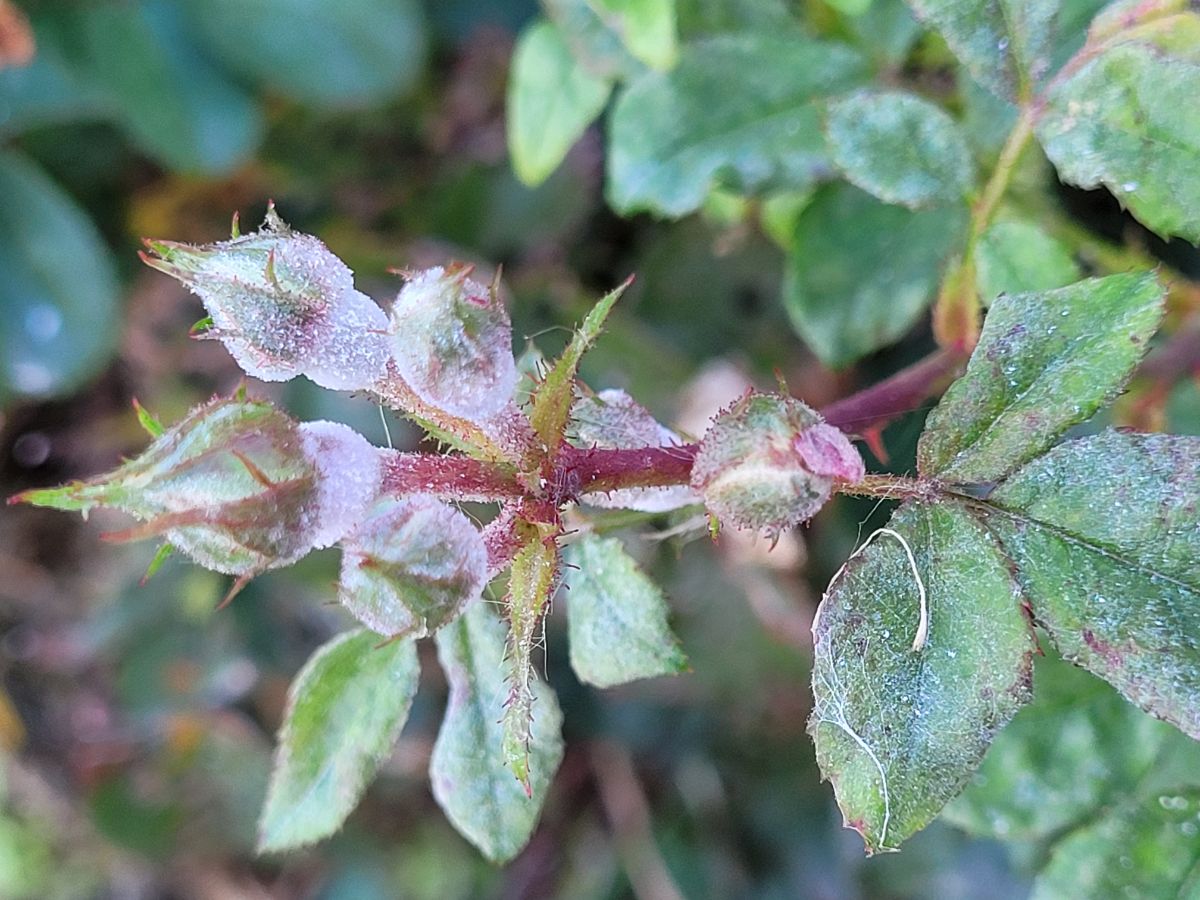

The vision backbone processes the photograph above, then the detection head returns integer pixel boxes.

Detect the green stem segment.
[933,104,1038,352]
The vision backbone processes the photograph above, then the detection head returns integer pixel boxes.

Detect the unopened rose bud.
[141,206,390,391]
[14,398,381,576]
[388,265,517,421]
[690,393,864,533]
[337,495,488,638]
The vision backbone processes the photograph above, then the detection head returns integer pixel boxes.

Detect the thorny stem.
[382,355,973,508]
[932,103,1038,352]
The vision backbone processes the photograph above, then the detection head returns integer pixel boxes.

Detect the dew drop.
[1122,181,1139,192]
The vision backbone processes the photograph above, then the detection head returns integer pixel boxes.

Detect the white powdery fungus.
[387,266,518,422]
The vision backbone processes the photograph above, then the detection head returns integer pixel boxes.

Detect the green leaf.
[431,602,564,863]
[1030,788,1200,899]
[783,182,965,368]
[563,535,688,688]
[529,279,631,448]
[809,501,1034,853]
[607,31,868,216]
[507,20,613,188]
[0,151,119,403]
[185,0,427,107]
[7,2,264,173]
[983,430,1200,739]
[824,90,975,208]
[591,0,679,70]
[973,217,1080,305]
[542,0,644,80]
[917,272,1163,483]
[258,629,420,852]
[104,0,263,173]
[501,523,560,790]
[905,0,1058,100]
[943,651,1198,841]
[1035,13,1200,243]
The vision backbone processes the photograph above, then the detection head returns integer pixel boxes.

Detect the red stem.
[818,348,967,435]
[380,451,523,501]
[379,349,968,505]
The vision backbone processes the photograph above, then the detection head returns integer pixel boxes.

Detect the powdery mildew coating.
[388,266,518,421]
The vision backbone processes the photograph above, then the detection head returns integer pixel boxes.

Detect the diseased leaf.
[507,21,613,188]
[944,651,1199,841]
[1036,14,1200,243]
[825,90,975,209]
[784,183,965,368]
[529,280,630,448]
[501,523,560,791]
[607,31,868,216]
[563,535,688,687]
[918,272,1163,483]
[431,602,564,863]
[1030,788,1200,899]
[973,217,1080,305]
[258,630,419,852]
[983,430,1200,739]
[905,0,1058,100]
[809,501,1034,853]
[0,151,119,403]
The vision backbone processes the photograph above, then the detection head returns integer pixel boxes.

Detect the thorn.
[230,210,241,238]
[372,633,406,650]
[216,574,253,611]
[772,367,790,395]
[861,426,889,464]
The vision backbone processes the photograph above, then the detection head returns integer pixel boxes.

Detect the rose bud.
[141,205,390,392]
[337,495,488,638]
[13,397,381,577]
[691,392,864,533]
[388,265,517,422]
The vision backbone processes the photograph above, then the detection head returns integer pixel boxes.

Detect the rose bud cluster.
[691,392,865,533]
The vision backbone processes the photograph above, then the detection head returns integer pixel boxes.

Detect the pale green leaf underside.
[431,603,564,863]
[809,500,1033,853]
[985,430,1200,739]
[258,629,419,852]
[918,272,1163,483]
[784,182,966,368]
[507,20,613,188]
[1036,15,1200,244]
[943,651,1200,842]
[590,0,679,70]
[1030,788,1200,899]
[973,217,1080,305]
[564,535,688,688]
[607,31,868,216]
[905,0,1056,100]
[825,89,975,209]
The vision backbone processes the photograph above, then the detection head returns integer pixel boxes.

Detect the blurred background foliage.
[0,0,1198,897]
